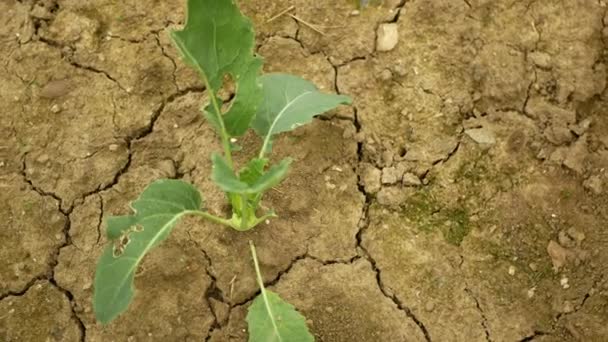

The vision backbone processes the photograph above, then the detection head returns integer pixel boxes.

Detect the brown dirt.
[1,0,608,341]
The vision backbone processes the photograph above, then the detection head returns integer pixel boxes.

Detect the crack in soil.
[464,287,492,342]
[95,193,104,245]
[518,330,550,341]
[13,85,205,340]
[354,200,432,342]
[7,163,86,339]
[351,101,432,340]
[153,31,180,91]
[48,278,86,342]
[388,0,408,23]
[186,230,226,340]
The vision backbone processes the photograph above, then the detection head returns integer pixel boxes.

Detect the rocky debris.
[30,3,54,20]
[558,231,576,248]
[529,51,552,69]
[402,172,422,186]
[40,79,72,98]
[563,135,588,175]
[404,137,460,164]
[50,104,61,113]
[569,118,593,136]
[525,99,577,145]
[359,163,382,194]
[566,227,586,245]
[560,277,570,290]
[378,69,393,81]
[544,125,575,145]
[382,166,404,184]
[377,187,412,206]
[376,23,399,52]
[547,240,572,270]
[583,175,603,194]
[465,127,496,145]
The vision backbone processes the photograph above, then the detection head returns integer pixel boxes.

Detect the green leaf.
[93,179,202,324]
[251,73,352,156]
[239,158,269,186]
[247,241,314,342]
[171,0,262,136]
[211,153,251,193]
[212,154,291,194]
[247,291,314,342]
[249,158,291,193]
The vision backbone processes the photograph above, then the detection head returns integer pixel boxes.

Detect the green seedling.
[93,0,350,331]
[247,241,314,342]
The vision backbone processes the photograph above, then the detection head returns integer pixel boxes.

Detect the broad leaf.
[212,154,291,194]
[247,291,314,342]
[251,73,351,155]
[93,179,202,324]
[171,0,262,136]
[249,158,291,193]
[239,158,269,186]
[211,153,251,193]
[247,241,314,342]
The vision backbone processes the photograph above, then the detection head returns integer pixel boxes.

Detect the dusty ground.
[1,0,608,341]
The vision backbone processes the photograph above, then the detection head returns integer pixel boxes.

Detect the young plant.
[93,0,350,328]
[247,241,314,342]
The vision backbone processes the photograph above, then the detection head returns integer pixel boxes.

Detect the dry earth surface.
[1,0,608,341]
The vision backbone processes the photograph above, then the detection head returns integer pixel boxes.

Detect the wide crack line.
[186,230,227,341]
[464,287,492,342]
[8,161,87,340]
[352,109,432,340]
[329,33,434,339]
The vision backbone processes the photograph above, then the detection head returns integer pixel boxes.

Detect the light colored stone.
[377,187,412,206]
[563,135,588,175]
[547,240,571,270]
[376,23,399,52]
[382,166,402,185]
[465,127,496,145]
[529,51,552,69]
[402,172,421,186]
[359,163,382,194]
[583,175,603,194]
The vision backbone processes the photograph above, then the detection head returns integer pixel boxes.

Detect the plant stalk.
[187,210,234,227]
[202,78,234,169]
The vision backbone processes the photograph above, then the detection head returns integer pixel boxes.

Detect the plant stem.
[249,241,281,337]
[203,78,234,169]
[170,37,234,169]
[186,210,234,227]
[258,136,271,159]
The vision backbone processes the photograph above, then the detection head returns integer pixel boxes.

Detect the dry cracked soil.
[2,0,608,341]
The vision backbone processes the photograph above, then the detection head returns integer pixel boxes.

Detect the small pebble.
[425,302,435,312]
[560,277,570,289]
[508,265,516,276]
[376,23,399,52]
[350,10,360,16]
[379,69,393,81]
[36,154,49,163]
[527,287,536,298]
[108,144,119,151]
[50,104,61,113]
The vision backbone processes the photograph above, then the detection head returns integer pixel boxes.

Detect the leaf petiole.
[249,241,282,338]
[186,210,234,227]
